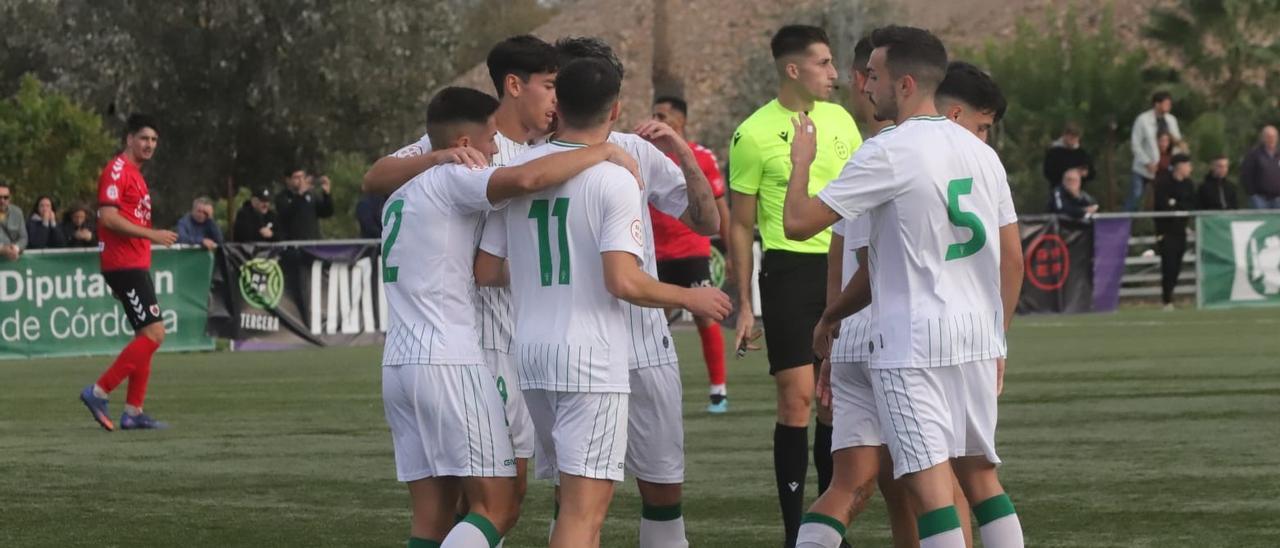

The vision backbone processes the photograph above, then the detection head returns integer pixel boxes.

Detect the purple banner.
[1091,218,1132,312]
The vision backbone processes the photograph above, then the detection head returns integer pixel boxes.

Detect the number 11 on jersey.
[530,197,571,286]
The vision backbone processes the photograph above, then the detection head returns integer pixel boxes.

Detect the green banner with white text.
[1197,214,1280,309]
[0,247,214,359]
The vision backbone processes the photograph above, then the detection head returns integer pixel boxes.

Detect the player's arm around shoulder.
[485,143,642,204]
[474,207,510,288]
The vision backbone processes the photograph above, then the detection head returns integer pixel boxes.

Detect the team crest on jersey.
[834,137,851,160]
[630,219,644,246]
[106,184,119,200]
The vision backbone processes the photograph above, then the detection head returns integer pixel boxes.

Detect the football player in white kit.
[380,86,644,548]
[781,26,1026,548]
[474,58,731,548]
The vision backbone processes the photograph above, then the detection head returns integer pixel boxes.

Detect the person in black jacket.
[1043,123,1094,190]
[26,195,65,249]
[1198,155,1239,210]
[61,203,98,248]
[1154,154,1197,309]
[274,169,333,240]
[234,187,278,242]
[1048,168,1099,220]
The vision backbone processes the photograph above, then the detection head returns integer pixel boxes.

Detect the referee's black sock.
[774,423,808,548]
[814,421,834,495]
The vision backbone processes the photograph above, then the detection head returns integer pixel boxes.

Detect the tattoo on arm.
[679,156,717,232]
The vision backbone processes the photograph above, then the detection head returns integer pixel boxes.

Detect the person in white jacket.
[1127,91,1182,211]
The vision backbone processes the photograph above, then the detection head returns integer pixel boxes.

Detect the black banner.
[1017,217,1094,314]
[208,242,385,350]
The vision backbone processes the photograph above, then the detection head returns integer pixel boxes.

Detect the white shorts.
[526,389,628,482]
[483,349,535,459]
[831,361,883,451]
[382,364,516,482]
[626,365,685,483]
[871,360,1001,479]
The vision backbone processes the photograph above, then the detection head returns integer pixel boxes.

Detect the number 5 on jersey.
[945,178,987,261]
[530,197,570,286]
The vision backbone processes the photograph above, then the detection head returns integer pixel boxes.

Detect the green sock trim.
[641,502,683,522]
[801,512,847,537]
[407,537,440,548]
[917,506,962,539]
[973,493,1017,526]
[454,513,467,524]
[462,513,503,548]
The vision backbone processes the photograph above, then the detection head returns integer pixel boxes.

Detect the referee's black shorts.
[758,250,827,375]
[103,269,164,331]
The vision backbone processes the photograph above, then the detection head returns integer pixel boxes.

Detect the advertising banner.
[1197,214,1280,309]
[1017,217,1094,314]
[0,248,214,359]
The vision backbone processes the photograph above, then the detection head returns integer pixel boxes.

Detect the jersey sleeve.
[831,218,846,237]
[479,207,509,258]
[389,133,433,159]
[728,128,763,195]
[641,141,689,218]
[442,165,505,213]
[993,161,1018,227]
[816,140,900,220]
[696,147,726,198]
[597,169,646,262]
[844,215,871,248]
[97,164,121,208]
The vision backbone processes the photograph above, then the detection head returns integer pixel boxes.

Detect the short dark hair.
[771,25,829,59]
[936,61,1007,122]
[486,35,558,98]
[425,87,500,149]
[1151,91,1172,104]
[1170,153,1192,166]
[852,35,874,73]
[1062,122,1082,137]
[555,36,624,79]
[125,114,157,136]
[654,96,687,116]
[0,180,11,191]
[555,58,621,129]
[869,25,948,91]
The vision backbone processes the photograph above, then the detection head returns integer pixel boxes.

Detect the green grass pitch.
[2,307,1278,547]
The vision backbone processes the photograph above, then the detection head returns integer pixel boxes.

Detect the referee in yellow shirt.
[728,24,862,548]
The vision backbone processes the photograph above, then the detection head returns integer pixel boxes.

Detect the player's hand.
[733,312,762,358]
[633,120,688,157]
[260,225,274,239]
[600,143,644,190]
[790,112,818,168]
[319,175,332,194]
[996,357,1006,397]
[1,244,18,261]
[685,286,732,322]
[151,229,179,246]
[201,238,217,250]
[812,316,839,361]
[431,147,489,169]
[816,358,833,408]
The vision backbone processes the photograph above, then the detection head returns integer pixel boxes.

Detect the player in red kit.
[78,114,177,431]
[651,96,734,413]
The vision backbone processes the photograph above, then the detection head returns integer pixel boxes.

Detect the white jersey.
[380,163,503,366]
[390,132,528,353]
[829,217,875,364]
[609,132,688,369]
[817,116,1018,369]
[480,140,646,393]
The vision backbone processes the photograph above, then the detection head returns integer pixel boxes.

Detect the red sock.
[697,322,726,386]
[125,343,157,408]
[96,336,159,398]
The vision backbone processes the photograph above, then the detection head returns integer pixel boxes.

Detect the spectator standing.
[0,182,28,260]
[1043,123,1094,189]
[1048,168,1099,220]
[1153,154,1196,310]
[175,196,224,250]
[1128,91,1182,211]
[1240,125,1280,209]
[355,192,386,239]
[27,195,65,249]
[234,187,278,243]
[274,169,333,240]
[1198,156,1239,210]
[61,203,98,248]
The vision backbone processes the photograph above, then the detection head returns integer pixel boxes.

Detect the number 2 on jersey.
[945,178,987,261]
[381,199,405,283]
[530,198,571,286]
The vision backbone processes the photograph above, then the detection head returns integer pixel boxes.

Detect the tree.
[974,7,1158,212]
[0,74,115,209]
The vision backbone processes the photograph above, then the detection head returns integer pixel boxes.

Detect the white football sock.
[796,518,844,548]
[639,517,689,548]
[979,514,1025,548]
[920,528,965,548]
